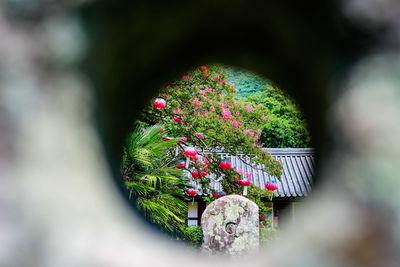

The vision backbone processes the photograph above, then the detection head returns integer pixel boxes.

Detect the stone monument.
[201,195,259,256]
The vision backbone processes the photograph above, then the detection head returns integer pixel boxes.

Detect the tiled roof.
[205,148,315,198]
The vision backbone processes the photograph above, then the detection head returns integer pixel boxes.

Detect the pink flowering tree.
[138,65,282,227]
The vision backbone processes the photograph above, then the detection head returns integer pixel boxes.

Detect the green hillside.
[220,65,271,99]
[220,65,311,148]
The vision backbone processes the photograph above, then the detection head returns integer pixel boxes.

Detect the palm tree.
[121,124,189,236]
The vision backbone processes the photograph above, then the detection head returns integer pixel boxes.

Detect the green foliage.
[140,65,282,201]
[221,65,270,100]
[180,225,203,247]
[121,124,190,237]
[247,185,273,217]
[244,84,311,148]
[260,228,279,246]
[219,65,310,148]
[128,64,311,236]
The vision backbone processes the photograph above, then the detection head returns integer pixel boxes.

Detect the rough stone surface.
[201,195,259,256]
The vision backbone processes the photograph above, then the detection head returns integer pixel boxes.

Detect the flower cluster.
[193,98,204,107]
[144,65,282,227]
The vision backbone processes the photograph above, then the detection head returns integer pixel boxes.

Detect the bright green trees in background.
[222,65,311,148]
[244,84,311,148]
[121,64,311,242]
[221,65,270,100]
[134,65,281,231]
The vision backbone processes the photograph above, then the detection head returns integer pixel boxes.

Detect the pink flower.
[181,137,187,142]
[266,182,278,191]
[195,132,205,139]
[173,117,182,123]
[203,73,209,78]
[235,111,240,117]
[185,147,197,157]
[221,108,232,119]
[200,66,207,72]
[190,154,199,161]
[173,107,182,114]
[231,120,239,128]
[205,87,212,92]
[246,104,254,112]
[176,161,186,169]
[199,91,205,97]
[193,98,203,107]
[191,171,200,179]
[187,189,197,196]
[244,129,254,136]
[263,116,268,121]
[201,157,210,166]
[239,179,251,187]
[246,172,252,179]
[153,98,166,110]
[220,160,232,171]
[210,106,215,112]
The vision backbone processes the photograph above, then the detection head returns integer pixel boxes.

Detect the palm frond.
[154,194,188,217]
[125,181,154,196]
[122,124,188,236]
[136,198,185,232]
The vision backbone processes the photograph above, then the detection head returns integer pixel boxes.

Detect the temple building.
[187,148,315,229]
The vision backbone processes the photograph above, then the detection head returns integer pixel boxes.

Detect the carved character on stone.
[201,195,259,256]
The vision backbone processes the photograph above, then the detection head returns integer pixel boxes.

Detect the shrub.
[181,225,203,248]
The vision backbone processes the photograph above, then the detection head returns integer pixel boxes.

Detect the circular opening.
[120,64,313,253]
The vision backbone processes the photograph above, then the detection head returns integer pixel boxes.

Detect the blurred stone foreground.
[1,1,400,266]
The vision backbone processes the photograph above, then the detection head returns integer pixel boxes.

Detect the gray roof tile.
[211,148,315,198]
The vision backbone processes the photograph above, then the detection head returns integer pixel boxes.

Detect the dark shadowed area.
[1,0,400,266]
